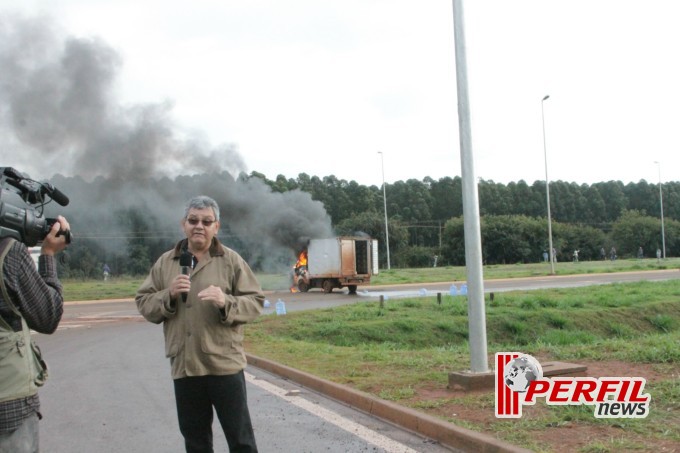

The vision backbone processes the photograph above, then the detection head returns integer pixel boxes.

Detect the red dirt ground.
[408,361,679,452]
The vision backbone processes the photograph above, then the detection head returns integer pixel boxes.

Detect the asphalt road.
[35,269,677,452]
[37,321,453,453]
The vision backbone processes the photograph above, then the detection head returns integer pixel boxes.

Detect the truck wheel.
[297,281,310,293]
[322,280,334,294]
[348,285,357,294]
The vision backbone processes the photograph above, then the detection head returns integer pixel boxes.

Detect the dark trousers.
[173,372,258,453]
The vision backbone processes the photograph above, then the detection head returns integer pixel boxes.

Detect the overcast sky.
[2,0,679,186]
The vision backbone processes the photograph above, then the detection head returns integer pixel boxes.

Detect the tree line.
[52,172,677,277]
[258,173,677,267]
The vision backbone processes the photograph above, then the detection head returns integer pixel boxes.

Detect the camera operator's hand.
[41,215,71,256]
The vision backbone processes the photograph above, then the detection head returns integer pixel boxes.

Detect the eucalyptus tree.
[429,176,463,220]
[592,181,627,223]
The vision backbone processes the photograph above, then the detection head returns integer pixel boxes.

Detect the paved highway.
[262,268,680,312]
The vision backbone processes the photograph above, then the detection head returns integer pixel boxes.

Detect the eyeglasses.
[186,218,216,227]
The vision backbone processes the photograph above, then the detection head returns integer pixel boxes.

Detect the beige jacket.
[136,238,264,379]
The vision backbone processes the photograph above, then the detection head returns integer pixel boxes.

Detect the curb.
[246,354,531,453]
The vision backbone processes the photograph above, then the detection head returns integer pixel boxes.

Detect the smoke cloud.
[1,13,245,180]
[0,13,334,272]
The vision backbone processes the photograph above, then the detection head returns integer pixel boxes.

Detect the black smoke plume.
[0,13,333,273]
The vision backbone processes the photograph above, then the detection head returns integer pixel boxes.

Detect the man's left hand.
[197,285,226,309]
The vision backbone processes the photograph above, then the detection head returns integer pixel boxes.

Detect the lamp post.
[542,95,555,274]
[654,161,666,259]
[378,151,391,270]
[451,0,488,374]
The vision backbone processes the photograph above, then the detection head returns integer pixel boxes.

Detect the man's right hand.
[170,274,191,299]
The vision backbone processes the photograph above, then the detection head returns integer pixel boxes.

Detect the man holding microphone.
[136,195,264,453]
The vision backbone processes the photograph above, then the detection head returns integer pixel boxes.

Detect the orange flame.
[290,250,308,292]
[296,250,308,267]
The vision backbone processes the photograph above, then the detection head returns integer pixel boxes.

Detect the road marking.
[245,372,418,453]
[54,314,143,331]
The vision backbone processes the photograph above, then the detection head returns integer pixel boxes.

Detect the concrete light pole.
[542,95,555,274]
[378,151,391,270]
[654,161,666,259]
[451,0,488,374]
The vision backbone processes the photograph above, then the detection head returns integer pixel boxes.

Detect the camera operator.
[0,215,70,453]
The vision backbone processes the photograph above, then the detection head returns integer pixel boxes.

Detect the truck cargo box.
[293,236,378,294]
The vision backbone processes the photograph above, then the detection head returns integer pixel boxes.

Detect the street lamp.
[654,161,666,259]
[542,95,555,274]
[378,151,391,270]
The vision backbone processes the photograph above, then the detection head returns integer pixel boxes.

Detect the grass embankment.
[245,279,680,453]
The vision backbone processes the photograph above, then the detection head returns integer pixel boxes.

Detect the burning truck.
[291,236,379,294]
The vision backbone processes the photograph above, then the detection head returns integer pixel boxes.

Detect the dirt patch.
[400,360,680,453]
[583,360,672,382]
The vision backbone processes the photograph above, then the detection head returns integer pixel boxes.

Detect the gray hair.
[184,195,220,220]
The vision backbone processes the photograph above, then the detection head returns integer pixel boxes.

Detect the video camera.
[0,167,71,246]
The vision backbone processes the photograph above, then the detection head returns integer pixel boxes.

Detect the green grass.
[244,279,680,452]
[62,277,145,301]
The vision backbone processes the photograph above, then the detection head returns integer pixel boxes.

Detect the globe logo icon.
[504,355,543,393]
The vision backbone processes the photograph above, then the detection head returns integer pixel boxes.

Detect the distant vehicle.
[292,236,379,294]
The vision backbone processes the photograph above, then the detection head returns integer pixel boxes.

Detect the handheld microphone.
[179,250,193,302]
